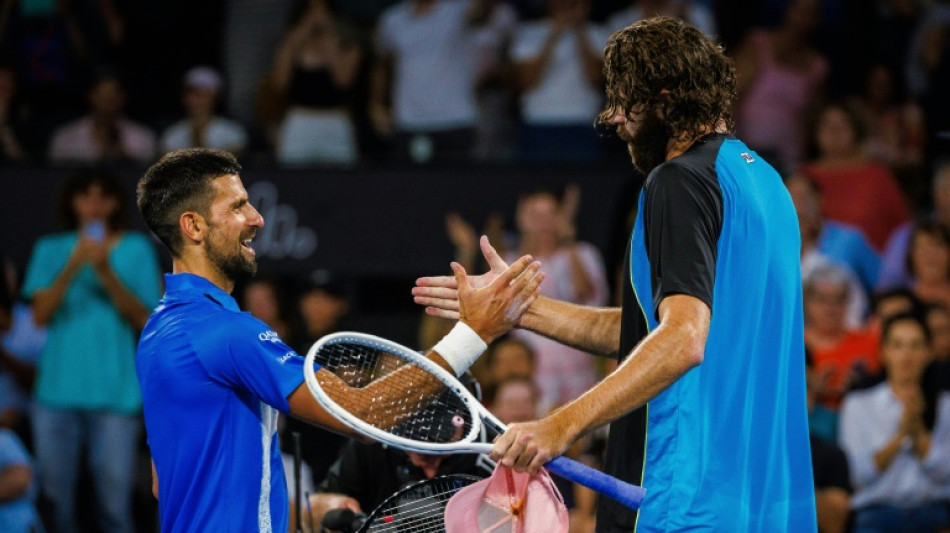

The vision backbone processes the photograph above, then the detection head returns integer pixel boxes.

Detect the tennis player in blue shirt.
[414,17,817,532]
[134,148,544,532]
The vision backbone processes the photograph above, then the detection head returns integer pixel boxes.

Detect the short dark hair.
[871,287,921,316]
[598,17,737,142]
[806,101,868,159]
[483,335,536,370]
[56,170,128,231]
[137,148,242,257]
[881,311,932,345]
[481,375,540,407]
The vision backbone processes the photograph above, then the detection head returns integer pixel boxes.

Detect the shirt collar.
[163,273,241,312]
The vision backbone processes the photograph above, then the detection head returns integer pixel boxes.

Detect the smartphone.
[84,220,106,242]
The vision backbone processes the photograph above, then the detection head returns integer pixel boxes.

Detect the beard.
[618,109,670,176]
[204,227,257,284]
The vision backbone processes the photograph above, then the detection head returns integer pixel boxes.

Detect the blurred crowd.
[4,0,950,532]
[0,0,940,176]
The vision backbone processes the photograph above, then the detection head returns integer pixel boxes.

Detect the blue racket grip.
[546,456,646,510]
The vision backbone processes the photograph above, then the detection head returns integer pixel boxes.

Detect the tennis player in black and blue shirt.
[414,17,817,532]
[134,148,544,532]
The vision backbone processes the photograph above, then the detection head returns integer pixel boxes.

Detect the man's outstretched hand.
[413,236,516,321]
[451,250,544,343]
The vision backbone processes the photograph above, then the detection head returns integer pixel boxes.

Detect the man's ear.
[179,211,206,246]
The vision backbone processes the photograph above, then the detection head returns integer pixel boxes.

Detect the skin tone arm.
[31,239,90,325]
[814,487,850,533]
[150,257,544,505]
[873,387,930,471]
[292,256,544,433]
[514,24,564,91]
[414,236,621,356]
[0,464,31,502]
[88,241,152,330]
[491,294,709,472]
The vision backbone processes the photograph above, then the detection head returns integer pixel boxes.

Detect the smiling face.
[203,175,264,284]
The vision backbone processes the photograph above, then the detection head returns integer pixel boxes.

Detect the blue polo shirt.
[137,273,314,533]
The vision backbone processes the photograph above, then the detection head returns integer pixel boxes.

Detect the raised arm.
[413,236,620,356]
[293,254,545,435]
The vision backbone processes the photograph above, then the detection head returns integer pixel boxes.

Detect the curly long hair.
[598,17,737,142]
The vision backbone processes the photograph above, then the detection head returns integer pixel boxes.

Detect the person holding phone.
[21,171,161,533]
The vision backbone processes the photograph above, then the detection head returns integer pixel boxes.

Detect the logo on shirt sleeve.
[258,330,281,343]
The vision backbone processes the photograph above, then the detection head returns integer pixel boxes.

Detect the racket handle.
[546,456,646,510]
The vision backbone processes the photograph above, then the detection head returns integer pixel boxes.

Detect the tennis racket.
[303,332,646,510]
[356,474,481,533]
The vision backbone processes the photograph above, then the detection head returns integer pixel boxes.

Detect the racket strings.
[364,478,476,533]
[314,342,475,443]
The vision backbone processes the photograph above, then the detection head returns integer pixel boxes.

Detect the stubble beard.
[620,109,671,176]
[204,228,257,284]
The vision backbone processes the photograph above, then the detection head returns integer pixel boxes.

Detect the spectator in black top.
[268,0,362,165]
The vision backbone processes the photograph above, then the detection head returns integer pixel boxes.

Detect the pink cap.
[444,464,568,533]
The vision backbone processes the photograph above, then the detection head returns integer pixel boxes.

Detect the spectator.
[906,0,950,139]
[21,172,161,533]
[788,174,876,322]
[0,259,44,439]
[852,63,926,204]
[447,186,608,409]
[907,220,950,311]
[371,0,509,162]
[485,375,540,424]
[867,288,923,341]
[799,101,910,251]
[482,335,535,387]
[241,276,300,349]
[923,303,950,398]
[807,347,852,533]
[879,162,950,290]
[297,279,350,348]
[48,69,157,165]
[268,0,362,165]
[471,0,519,161]
[606,0,717,37]
[160,66,248,155]
[0,428,39,533]
[510,0,609,162]
[839,312,950,533]
[309,441,486,526]
[804,264,880,413]
[289,279,352,484]
[810,432,853,533]
[733,0,828,172]
[0,62,34,165]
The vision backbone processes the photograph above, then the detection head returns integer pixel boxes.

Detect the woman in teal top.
[22,171,161,533]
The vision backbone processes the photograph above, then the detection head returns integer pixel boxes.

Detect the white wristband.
[432,321,488,376]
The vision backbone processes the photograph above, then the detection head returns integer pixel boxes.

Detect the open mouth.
[241,237,255,255]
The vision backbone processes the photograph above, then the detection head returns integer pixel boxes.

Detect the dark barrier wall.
[1,163,643,282]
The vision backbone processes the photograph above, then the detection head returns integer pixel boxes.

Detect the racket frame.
[304,331,485,454]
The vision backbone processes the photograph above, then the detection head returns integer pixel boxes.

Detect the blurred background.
[2,0,950,532]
